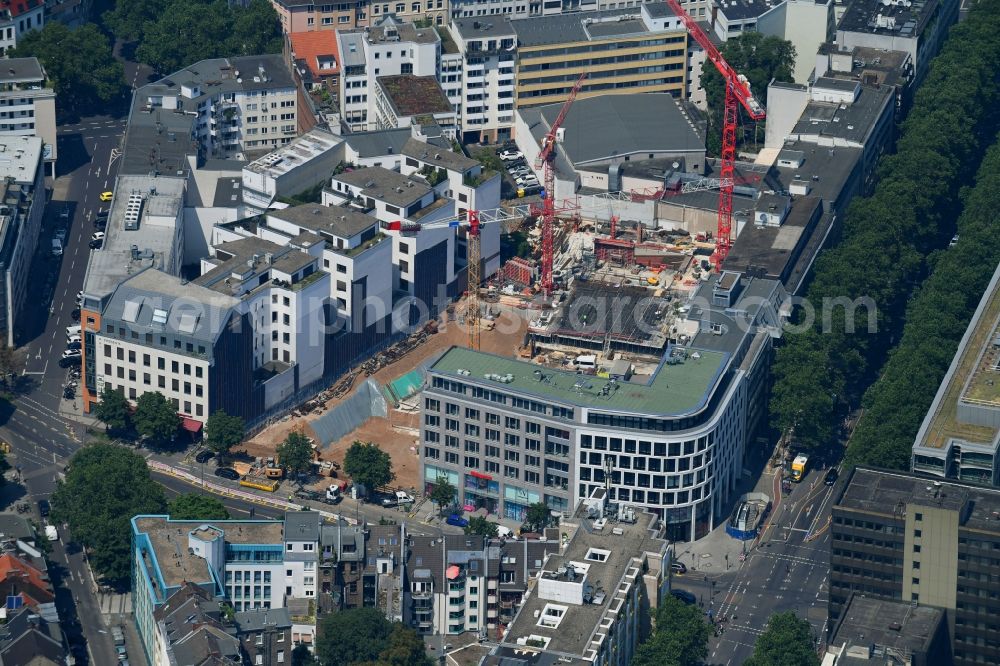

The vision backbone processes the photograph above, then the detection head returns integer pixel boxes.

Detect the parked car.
[824,467,839,486]
[61,349,81,359]
[446,513,469,528]
[58,356,81,368]
[380,490,414,507]
[194,450,214,464]
[670,589,696,605]
[670,562,688,575]
[37,499,50,518]
[67,334,81,344]
[516,177,539,187]
[509,167,531,178]
[70,308,81,321]
[58,206,70,221]
[214,467,239,481]
[66,341,81,351]
[499,150,523,161]
[89,238,103,250]
[51,238,63,256]
[91,231,105,242]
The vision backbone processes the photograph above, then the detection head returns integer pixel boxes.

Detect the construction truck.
[790,454,810,482]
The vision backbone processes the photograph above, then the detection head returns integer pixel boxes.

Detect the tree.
[11,23,125,119]
[135,0,283,74]
[0,345,25,392]
[104,0,168,42]
[374,625,434,666]
[524,502,552,532]
[134,392,181,448]
[700,32,795,154]
[205,410,244,457]
[632,595,710,666]
[465,516,498,537]
[50,443,166,585]
[277,431,314,480]
[94,387,131,435]
[291,644,315,666]
[429,477,456,514]
[168,493,230,521]
[744,612,819,666]
[343,441,395,497]
[314,608,394,665]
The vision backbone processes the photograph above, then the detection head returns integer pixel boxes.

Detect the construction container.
[240,476,279,492]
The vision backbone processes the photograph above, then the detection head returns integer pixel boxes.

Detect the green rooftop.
[431,346,729,416]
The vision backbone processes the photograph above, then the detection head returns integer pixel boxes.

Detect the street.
[671,467,839,666]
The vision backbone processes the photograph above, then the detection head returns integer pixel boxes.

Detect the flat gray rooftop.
[725,195,823,288]
[82,174,186,301]
[837,467,1000,534]
[134,516,284,588]
[511,8,667,47]
[831,596,945,657]
[244,128,342,177]
[0,57,43,83]
[403,138,477,172]
[336,166,432,207]
[452,17,515,40]
[268,204,377,239]
[791,82,892,146]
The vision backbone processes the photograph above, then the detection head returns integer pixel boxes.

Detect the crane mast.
[535,72,587,297]
[662,0,765,267]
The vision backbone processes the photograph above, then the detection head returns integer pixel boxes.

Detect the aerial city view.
[0,0,992,663]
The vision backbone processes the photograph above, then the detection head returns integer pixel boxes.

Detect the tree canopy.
[344,441,395,495]
[313,608,431,666]
[277,431,314,477]
[700,32,795,154]
[744,612,819,666]
[134,392,180,448]
[11,23,125,119]
[632,595,710,666]
[845,133,1000,469]
[465,516,498,537]
[168,493,230,521]
[131,0,283,74]
[769,1,1000,455]
[429,477,456,513]
[205,410,245,456]
[524,502,552,532]
[94,387,131,436]
[51,443,166,585]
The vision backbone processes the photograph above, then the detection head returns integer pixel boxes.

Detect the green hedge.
[769,0,1000,449]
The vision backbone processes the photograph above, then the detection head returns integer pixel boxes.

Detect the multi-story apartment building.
[0,0,44,55]
[836,0,959,86]
[132,511,329,664]
[448,18,516,143]
[0,135,43,346]
[406,532,559,637]
[756,0,836,84]
[420,272,786,540]
[830,467,1000,666]
[337,16,441,132]
[234,607,294,666]
[483,491,670,665]
[270,0,448,34]
[136,54,299,159]
[80,171,330,425]
[511,4,688,109]
[0,58,56,176]
[912,263,1000,486]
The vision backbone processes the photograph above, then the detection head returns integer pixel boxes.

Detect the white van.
[65,325,81,337]
[51,238,63,256]
[575,354,597,370]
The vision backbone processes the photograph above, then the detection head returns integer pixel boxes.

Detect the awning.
[181,417,203,433]
[470,471,492,480]
[446,565,461,580]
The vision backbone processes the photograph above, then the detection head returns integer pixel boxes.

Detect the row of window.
[105,326,207,356]
[103,383,202,417]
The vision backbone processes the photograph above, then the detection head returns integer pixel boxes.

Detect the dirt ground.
[244,298,528,489]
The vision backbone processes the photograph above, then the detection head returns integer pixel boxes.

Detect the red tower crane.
[535,72,588,297]
[663,0,765,268]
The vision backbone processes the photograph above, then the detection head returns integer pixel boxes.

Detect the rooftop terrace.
[430,343,727,417]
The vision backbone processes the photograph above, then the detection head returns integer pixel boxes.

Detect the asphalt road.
[0,109,129,665]
[671,469,839,666]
